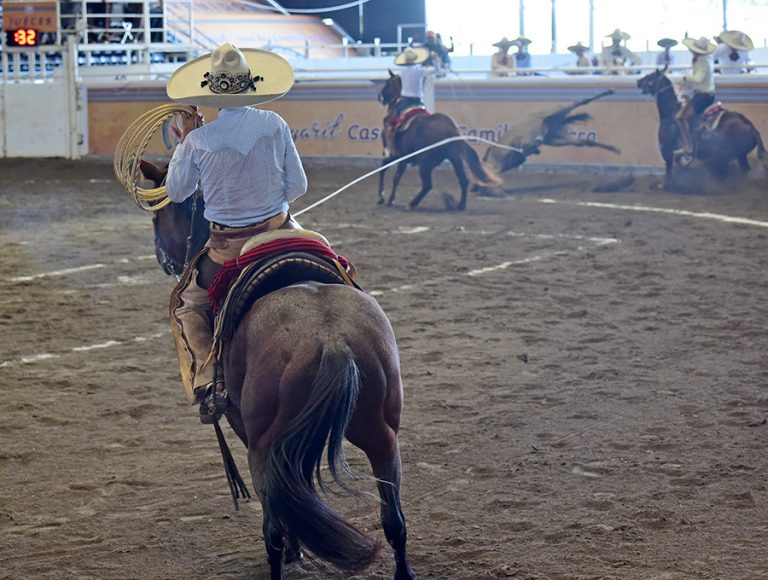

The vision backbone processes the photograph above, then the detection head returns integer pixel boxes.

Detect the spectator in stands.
[424,30,454,72]
[713,33,728,72]
[656,38,678,68]
[60,2,82,32]
[490,37,516,77]
[675,36,716,157]
[394,46,436,112]
[150,2,164,43]
[164,43,306,417]
[512,36,533,72]
[600,29,641,74]
[567,42,592,74]
[714,30,754,74]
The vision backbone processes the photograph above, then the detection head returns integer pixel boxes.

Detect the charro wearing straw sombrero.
[567,42,592,73]
[656,38,678,67]
[675,36,717,158]
[600,28,641,74]
[165,43,307,421]
[393,46,436,113]
[490,37,516,77]
[713,30,754,73]
[511,36,533,71]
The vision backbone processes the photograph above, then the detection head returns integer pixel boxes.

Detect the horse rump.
[261,346,381,573]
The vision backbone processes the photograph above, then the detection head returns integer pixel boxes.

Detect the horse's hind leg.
[261,504,286,579]
[448,154,470,211]
[349,427,415,580]
[388,161,408,206]
[409,158,439,210]
[251,447,287,579]
[738,155,751,173]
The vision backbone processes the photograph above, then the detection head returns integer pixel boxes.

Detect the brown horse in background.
[139,160,416,580]
[637,69,767,189]
[378,71,500,210]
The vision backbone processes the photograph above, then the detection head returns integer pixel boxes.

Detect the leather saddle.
[390,106,430,134]
[207,230,359,361]
[699,101,726,131]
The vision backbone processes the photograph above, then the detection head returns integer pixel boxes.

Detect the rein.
[155,191,203,280]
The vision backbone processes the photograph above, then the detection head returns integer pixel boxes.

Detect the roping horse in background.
[637,68,767,189]
[377,70,501,210]
[140,160,416,580]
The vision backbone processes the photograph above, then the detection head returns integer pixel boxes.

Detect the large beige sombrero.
[166,43,294,107]
[394,46,430,66]
[568,42,589,54]
[683,36,716,55]
[492,37,516,50]
[719,30,754,51]
[606,28,631,42]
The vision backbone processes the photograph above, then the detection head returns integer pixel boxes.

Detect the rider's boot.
[194,379,229,424]
[170,269,230,423]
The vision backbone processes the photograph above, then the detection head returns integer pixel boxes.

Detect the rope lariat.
[114,104,197,212]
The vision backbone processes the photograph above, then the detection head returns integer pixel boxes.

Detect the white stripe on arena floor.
[0,230,617,367]
[535,198,768,229]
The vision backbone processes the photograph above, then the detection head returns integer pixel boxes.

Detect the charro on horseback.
[115,42,414,579]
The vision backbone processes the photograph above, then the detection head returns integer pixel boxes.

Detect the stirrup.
[194,382,229,424]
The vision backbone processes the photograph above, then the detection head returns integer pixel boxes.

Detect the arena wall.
[87,76,768,171]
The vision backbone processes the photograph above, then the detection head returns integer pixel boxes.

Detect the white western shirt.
[166,107,307,227]
[684,55,715,93]
[399,65,435,99]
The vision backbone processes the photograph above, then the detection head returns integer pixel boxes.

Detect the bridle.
[378,76,401,106]
[655,75,676,96]
[154,191,204,280]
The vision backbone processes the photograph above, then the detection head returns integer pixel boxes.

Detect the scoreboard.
[1,0,59,47]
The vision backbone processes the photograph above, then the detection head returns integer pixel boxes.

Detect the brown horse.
[378,70,500,210]
[140,160,416,580]
[637,69,767,188]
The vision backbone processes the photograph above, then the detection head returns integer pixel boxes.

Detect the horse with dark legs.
[377,70,501,210]
[637,68,767,189]
[140,160,416,580]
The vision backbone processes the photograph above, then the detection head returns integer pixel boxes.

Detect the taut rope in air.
[114,103,196,212]
[295,135,523,217]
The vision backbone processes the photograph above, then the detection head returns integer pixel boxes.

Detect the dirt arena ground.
[1,157,767,579]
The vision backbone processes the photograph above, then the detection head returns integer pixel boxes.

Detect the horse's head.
[637,69,664,95]
[637,66,673,97]
[378,70,401,107]
[139,159,209,278]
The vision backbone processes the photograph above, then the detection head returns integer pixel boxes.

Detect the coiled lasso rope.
[113,103,196,212]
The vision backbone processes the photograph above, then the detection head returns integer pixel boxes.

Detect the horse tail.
[751,121,768,169]
[261,346,380,573]
[735,113,768,168]
[459,141,503,186]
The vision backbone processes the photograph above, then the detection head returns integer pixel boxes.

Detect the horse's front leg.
[378,155,397,205]
[388,160,408,206]
[664,155,674,189]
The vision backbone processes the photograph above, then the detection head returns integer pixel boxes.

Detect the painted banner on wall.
[87,78,768,169]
